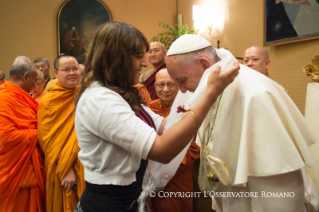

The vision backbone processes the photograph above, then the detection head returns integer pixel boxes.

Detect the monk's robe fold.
[38,82,85,212]
[144,63,166,100]
[134,84,152,106]
[0,81,45,212]
[148,99,200,212]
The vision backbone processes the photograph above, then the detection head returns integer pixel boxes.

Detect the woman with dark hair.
[74,21,238,212]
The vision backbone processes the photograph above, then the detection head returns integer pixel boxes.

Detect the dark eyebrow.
[175,77,185,82]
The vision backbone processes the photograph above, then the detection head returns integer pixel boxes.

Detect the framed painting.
[58,0,111,57]
[264,0,319,46]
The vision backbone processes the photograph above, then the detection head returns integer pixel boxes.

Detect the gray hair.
[10,61,34,77]
[33,57,50,66]
[173,46,218,67]
[12,56,31,65]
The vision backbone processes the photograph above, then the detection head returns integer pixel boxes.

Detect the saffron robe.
[45,78,58,93]
[134,84,152,106]
[144,63,166,100]
[38,82,85,212]
[34,90,46,103]
[0,81,45,212]
[148,99,200,212]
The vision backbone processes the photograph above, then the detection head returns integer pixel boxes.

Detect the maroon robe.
[144,63,166,100]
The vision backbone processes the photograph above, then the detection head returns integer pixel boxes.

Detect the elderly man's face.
[31,73,46,97]
[24,69,38,93]
[243,47,270,76]
[35,61,50,80]
[154,69,179,107]
[166,56,205,93]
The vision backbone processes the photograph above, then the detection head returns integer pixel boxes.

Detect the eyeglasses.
[35,80,45,87]
[35,64,48,69]
[155,82,177,89]
[57,67,79,73]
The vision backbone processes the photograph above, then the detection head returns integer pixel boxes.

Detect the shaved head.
[36,70,44,81]
[154,68,179,108]
[9,61,38,93]
[31,70,46,97]
[244,46,271,76]
[0,70,5,79]
[13,56,31,65]
[148,42,167,70]
[10,61,35,78]
[0,70,5,85]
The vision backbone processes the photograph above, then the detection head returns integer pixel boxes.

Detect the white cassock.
[197,49,318,212]
[139,48,318,212]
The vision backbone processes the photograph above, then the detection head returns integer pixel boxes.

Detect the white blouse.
[75,82,163,185]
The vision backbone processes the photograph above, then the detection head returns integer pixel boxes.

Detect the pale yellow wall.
[1,0,318,113]
[0,0,176,78]
[178,0,319,113]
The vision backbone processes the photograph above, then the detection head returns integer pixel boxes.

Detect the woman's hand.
[61,167,76,192]
[206,61,240,97]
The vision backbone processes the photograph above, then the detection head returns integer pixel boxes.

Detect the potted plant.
[152,21,195,50]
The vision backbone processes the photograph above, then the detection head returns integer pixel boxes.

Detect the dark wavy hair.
[75,21,150,112]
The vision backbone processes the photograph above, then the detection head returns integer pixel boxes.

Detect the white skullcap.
[167,34,212,56]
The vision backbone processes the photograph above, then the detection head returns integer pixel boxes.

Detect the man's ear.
[54,69,58,78]
[199,57,212,71]
[22,72,29,82]
[266,59,271,69]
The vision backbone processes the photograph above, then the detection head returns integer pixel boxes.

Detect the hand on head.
[206,60,240,96]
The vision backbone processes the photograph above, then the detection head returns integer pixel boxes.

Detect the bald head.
[9,61,38,93]
[36,70,44,81]
[0,70,5,85]
[154,68,179,108]
[244,46,271,76]
[13,56,31,65]
[148,42,167,70]
[31,70,46,97]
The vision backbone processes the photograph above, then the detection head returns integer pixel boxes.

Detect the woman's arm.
[148,62,239,163]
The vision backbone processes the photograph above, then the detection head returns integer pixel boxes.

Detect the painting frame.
[57,0,112,57]
[264,0,319,47]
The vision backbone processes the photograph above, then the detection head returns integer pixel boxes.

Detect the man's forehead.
[150,42,163,49]
[156,69,173,81]
[35,61,47,66]
[59,57,78,66]
[245,48,263,57]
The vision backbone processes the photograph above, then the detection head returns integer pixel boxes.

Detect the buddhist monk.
[0,70,5,85]
[139,41,167,100]
[0,61,45,212]
[148,68,200,212]
[37,54,85,212]
[134,84,152,106]
[31,70,47,103]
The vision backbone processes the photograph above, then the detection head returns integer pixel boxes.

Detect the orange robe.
[37,82,85,212]
[148,99,200,212]
[34,90,46,103]
[0,81,45,212]
[135,84,152,106]
[45,78,58,93]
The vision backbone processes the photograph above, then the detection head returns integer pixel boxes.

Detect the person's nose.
[141,56,148,67]
[163,85,169,92]
[179,85,187,93]
[247,60,253,66]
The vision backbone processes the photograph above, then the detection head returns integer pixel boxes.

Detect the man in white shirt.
[165,34,318,212]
